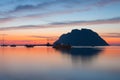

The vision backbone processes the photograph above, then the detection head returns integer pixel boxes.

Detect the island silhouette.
[53,28,109,48]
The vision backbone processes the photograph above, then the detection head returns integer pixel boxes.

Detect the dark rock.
[53,28,109,46]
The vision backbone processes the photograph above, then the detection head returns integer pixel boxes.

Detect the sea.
[0,46,120,80]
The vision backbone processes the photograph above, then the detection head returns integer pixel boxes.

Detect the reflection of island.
[55,47,104,63]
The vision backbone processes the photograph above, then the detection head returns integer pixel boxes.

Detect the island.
[53,28,109,48]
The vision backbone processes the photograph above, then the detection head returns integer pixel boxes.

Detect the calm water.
[0,46,120,80]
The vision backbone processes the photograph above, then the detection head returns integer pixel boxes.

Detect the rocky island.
[53,28,109,48]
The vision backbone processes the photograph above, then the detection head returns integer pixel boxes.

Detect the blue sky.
[0,0,120,45]
[0,0,120,27]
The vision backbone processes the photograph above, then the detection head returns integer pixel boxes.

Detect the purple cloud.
[102,33,120,38]
[0,17,120,31]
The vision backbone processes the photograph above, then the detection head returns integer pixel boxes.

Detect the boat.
[1,44,8,47]
[10,45,16,47]
[53,44,71,49]
[46,43,52,46]
[25,45,34,48]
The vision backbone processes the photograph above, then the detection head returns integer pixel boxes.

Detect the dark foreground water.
[0,46,120,80]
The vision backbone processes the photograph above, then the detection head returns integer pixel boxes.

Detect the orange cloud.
[103,37,120,45]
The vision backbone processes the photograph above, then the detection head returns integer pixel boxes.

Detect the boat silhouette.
[1,44,8,47]
[25,45,35,48]
[53,44,71,49]
[46,42,53,46]
[10,45,16,47]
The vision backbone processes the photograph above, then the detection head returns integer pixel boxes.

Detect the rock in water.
[53,28,109,46]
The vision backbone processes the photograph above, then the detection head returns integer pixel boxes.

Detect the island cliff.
[53,28,109,47]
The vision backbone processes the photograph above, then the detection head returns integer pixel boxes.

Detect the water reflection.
[0,46,120,80]
[55,47,104,63]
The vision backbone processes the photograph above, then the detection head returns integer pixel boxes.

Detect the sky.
[0,0,120,45]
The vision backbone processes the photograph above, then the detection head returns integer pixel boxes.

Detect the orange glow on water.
[0,46,71,70]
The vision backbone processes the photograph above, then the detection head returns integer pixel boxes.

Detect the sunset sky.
[0,0,120,45]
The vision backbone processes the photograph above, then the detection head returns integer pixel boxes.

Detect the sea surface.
[0,46,120,80]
